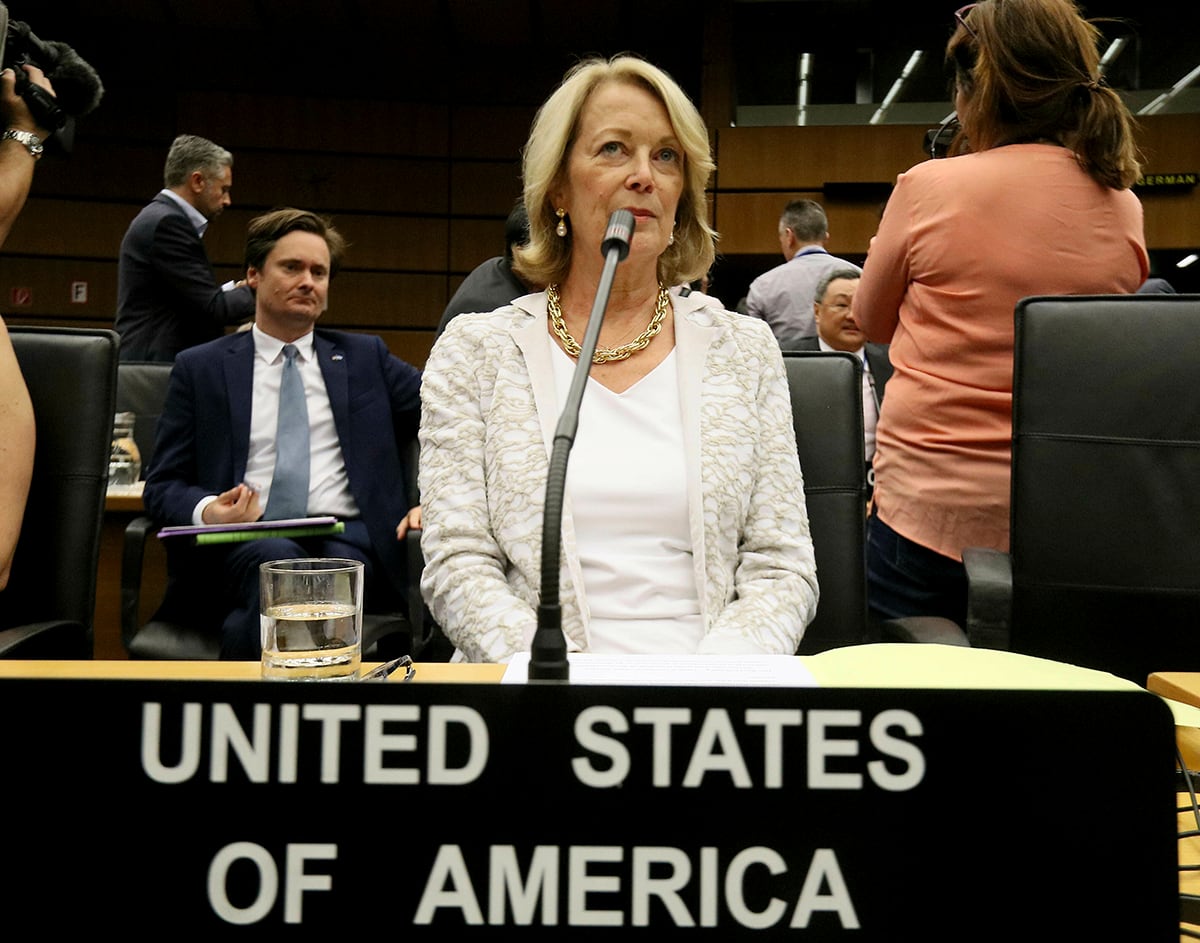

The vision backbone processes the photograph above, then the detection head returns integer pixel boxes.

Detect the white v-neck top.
[550,345,703,653]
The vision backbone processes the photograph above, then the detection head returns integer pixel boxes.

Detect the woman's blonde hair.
[947,0,1141,189]
[512,54,717,288]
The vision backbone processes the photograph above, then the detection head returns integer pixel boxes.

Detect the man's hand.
[202,483,263,525]
[0,64,55,139]
[396,505,422,540]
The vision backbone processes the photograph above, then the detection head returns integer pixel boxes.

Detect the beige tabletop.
[0,659,505,683]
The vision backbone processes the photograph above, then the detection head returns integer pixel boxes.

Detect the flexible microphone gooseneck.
[529,208,636,682]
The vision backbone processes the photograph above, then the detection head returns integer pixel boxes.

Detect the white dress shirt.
[159,188,208,237]
[817,337,878,463]
[159,188,239,289]
[191,326,360,523]
[551,344,704,653]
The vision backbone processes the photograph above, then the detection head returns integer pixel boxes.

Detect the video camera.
[0,2,103,154]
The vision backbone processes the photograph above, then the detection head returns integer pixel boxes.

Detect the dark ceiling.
[8,0,1198,289]
[13,0,1199,117]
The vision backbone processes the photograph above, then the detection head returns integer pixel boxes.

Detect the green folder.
[192,522,345,545]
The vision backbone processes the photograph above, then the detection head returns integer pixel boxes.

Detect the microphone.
[38,40,105,117]
[529,208,636,682]
[6,23,105,118]
[4,20,104,150]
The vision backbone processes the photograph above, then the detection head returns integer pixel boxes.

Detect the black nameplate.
[1134,172,1197,191]
[0,680,1178,938]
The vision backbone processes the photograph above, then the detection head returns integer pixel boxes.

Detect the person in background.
[0,61,52,246]
[436,201,533,337]
[0,315,34,591]
[854,0,1148,628]
[419,54,818,663]
[744,199,860,342]
[115,134,256,362]
[0,60,55,589]
[781,268,892,497]
[144,208,422,658]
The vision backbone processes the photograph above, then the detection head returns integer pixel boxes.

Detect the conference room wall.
[0,86,1195,369]
[710,113,1200,259]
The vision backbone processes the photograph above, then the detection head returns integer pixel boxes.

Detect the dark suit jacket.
[436,256,528,338]
[144,328,422,595]
[115,193,256,362]
[782,335,893,404]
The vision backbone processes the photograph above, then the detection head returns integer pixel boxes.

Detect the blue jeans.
[866,512,967,628]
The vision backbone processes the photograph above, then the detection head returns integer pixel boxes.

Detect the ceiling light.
[870,50,923,125]
[797,52,811,127]
[1137,63,1200,115]
[1098,37,1128,77]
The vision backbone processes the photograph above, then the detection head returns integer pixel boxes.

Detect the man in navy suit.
[115,134,256,362]
[144,208,422,659]
[778,268,892,495]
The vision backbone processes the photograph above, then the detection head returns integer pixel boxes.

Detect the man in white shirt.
[144,208,422,658]
[779,269,892,494]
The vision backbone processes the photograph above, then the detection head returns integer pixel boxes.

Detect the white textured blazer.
[418,289,819,663]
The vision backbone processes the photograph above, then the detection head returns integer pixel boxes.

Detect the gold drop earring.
[555,208,568,238]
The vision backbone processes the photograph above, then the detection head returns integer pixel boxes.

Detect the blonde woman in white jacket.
[419,55,818,663]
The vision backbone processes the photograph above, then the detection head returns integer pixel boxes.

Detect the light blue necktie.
[264,344,310,520]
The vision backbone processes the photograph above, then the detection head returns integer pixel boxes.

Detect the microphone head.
[43,40,104,116]
[600,209,636,261]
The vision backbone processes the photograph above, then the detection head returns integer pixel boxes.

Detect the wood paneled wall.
[1,90,1195,369]
[0,89,534,368]
[710,113,1200,258]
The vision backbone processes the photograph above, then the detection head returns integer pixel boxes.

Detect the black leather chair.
[120,369,429,660]
[1,326,119,658]
[886,294,1200,683]
[782,351,870,653]
[114,359,220,657]
[115,361,173,478]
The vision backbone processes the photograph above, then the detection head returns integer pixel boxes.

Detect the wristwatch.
[2,129,44,161]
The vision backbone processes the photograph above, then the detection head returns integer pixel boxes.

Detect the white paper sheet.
[501,652,817,686]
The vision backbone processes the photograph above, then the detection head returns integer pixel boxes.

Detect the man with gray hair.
[115,134,255,361]
[745,199,860,342]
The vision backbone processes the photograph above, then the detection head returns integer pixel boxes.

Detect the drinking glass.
[260,558,363,681]
[109,411,141,486]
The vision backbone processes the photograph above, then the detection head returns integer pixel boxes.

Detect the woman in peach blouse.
[853,0,1148,626]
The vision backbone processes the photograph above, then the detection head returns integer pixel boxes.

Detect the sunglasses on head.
[955,3,979,38]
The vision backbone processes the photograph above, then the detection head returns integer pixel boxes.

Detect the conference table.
[0,658,504,682]
[0,647,1189,936]
[1148,672,1200,940]
[1149,672,1200,767]
[0,643,1176,688]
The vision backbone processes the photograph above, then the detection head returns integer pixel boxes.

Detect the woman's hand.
[396,505,422,540]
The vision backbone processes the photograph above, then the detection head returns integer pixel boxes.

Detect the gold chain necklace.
[546,283,670,364]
